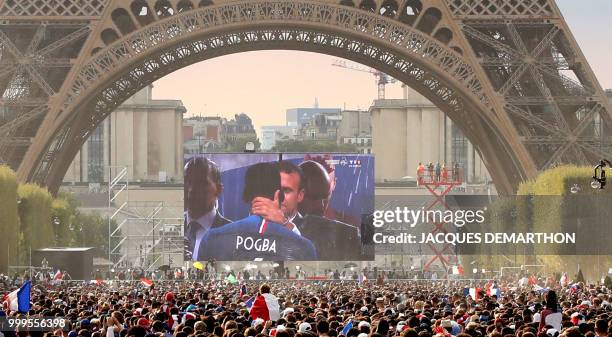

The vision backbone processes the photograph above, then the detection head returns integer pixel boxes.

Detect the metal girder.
[0,137,31,146]
[36,25,90,57]
[2,0,610,196]
[506,96,593,105]
[0,104,48,135]
[0,30,55,96]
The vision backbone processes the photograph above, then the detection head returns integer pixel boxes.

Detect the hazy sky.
[152,0,612,134]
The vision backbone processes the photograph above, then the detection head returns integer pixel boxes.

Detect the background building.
[370,85,490,184]
[222,113,257,144]
[298,112,342,141]
[337,109,371,154]
[260,125,298,150]
[63,85,185,184]
[286,107,342,127]
[183,116,224,154]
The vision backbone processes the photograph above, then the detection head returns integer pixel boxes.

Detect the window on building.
[452,124,467,168]
[87,124,105,183]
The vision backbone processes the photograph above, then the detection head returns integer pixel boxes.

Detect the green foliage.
[575,269,585,283]
[483,165,612,279]
[0,170,120,269]
[271,139,359,152]
[17,184,54,256]
[71,211,120,259]
[605,275,612,287]
[224,136,260,152]
[0,166,19,273]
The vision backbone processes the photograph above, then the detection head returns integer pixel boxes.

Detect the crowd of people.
[1,276,610,337]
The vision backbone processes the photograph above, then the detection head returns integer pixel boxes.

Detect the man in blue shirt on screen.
[196,162,317,261]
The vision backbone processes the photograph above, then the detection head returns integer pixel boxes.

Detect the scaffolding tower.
[107,166,183,270]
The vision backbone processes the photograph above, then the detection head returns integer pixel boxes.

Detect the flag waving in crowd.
[240,283,247,298]
[249,284,280,321]
[140,277,153,287]
[3,281,31,313]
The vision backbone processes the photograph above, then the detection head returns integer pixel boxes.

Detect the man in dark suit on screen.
[197,162,317,261]
[251,160,361,260]
[184,156,230,261]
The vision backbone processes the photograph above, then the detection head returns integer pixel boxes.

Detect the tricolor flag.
[341,320,353,336]
[3,281,31,313]
[258,218,269,234]
[249,293,280,321]
[90,279,104,285]
[140,277,153,287]
[451,266,464,275]
[463,287,481,300]
[485,283,501,297]
[239,283,247,298]
[244,295,255,309]
[53,270,62,281]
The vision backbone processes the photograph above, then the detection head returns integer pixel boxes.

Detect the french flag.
[485,283,501,297]
[3,281,31,313]
[259,218,269,234]
[249,293,280,321]
[240,283,247,298]
[451,266,464,275]
[244,295,254,309]
[140,278,153,287]
[464,287,481,300]
[90,279,104,285]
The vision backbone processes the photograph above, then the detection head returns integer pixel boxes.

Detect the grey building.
[286,107,342,127]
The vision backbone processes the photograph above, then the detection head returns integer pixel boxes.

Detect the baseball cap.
[358,321,371,329]
[137,318,151,328]
[298,322,312,332]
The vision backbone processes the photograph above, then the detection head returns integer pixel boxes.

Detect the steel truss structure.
[1,0,611,195]
[107,166,183,270]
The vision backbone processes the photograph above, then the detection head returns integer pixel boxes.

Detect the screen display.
[184,153,374,261]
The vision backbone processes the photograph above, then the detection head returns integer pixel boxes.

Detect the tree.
[271,139,359,152]
[0,166,19,273]
[224,136,261,152]
[17,184,54,262]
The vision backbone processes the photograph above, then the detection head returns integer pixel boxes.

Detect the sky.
[152,0,612,134]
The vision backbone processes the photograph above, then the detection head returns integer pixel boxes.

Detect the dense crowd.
[1,278,610,337]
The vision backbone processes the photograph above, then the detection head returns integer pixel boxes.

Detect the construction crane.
[332,59,397,99]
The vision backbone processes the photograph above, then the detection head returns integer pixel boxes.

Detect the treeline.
[465,165,612,281]
[0,166,119,273]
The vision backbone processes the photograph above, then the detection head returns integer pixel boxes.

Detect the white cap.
[358,321,371,329]
[283,307,295,317]
[253,318,265,327]
[298,322,312,333]
[358,334,368,337]
[533,313,541,323]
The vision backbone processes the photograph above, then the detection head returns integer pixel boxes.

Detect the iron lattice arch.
[1,0,611,195]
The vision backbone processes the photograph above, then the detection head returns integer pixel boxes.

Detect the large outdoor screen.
[184,153,375,261]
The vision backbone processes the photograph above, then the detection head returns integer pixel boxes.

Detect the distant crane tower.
[332,59,397,99]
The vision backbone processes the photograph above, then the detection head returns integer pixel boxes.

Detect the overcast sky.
[152,0,612,134]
